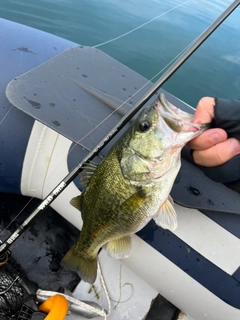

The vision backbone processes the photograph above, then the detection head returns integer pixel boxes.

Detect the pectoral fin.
[153,196,178,231]
[106,235,132,259]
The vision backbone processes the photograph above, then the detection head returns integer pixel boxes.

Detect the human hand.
[188,97,240,167]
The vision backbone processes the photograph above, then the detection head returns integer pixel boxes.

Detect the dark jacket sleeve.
[198,98,240,189]
[211,98,240,139]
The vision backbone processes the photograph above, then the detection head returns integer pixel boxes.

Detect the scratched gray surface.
[5,45,191,155]
[5,45,240,222]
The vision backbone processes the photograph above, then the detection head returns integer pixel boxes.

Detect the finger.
[187,128,227,150]
[192,138,240,167]
[193,97,215,124]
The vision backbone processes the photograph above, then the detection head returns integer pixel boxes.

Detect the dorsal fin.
[80,161,98,187]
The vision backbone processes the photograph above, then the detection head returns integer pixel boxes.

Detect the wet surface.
[138,219,240,309]
[187,186,201,196]
[0,193,80,292]
[13,46,37,55]
[24,97,41,109]
[51,120,61,126]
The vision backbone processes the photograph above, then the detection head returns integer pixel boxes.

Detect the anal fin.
[106,235,132,259]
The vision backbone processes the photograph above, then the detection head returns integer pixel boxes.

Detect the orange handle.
[39,294,68,320]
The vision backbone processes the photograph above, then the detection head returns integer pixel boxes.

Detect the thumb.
[194,97,215,124]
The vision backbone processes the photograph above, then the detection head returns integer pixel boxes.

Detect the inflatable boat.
[1,3,240,318]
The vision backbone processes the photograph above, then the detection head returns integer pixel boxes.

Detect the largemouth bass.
[61,93,207,284]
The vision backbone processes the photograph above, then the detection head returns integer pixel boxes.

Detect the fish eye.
[139,119,151,132]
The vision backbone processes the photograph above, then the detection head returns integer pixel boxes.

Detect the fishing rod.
[0,0,239,261]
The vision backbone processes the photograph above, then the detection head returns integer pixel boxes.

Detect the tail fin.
[61,245,97,284]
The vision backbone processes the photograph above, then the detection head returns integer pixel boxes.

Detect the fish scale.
[61,94,207,284]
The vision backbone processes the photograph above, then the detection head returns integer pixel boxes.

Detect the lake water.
[1,0,240,107]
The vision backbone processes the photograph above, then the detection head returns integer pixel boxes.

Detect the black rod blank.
[0,0,239,256]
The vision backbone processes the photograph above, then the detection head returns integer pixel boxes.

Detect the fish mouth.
[155,93,208,133]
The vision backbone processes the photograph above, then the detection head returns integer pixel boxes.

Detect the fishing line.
[0,36,197,238]
[0,0,192,128]
[0,198,33,237]
[0,276,20,295]
[0,0,226,236]
[68,41,197,143]
[0,2,239,318]
[1,0,239,252]
[109,263,134,309]
[0,10,214,236]
[0,105,13,125]
[0,0,198,237]
[93,0,193,48]
[98,259,111,318]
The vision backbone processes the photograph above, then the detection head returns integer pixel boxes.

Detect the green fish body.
[61,94,206,283]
